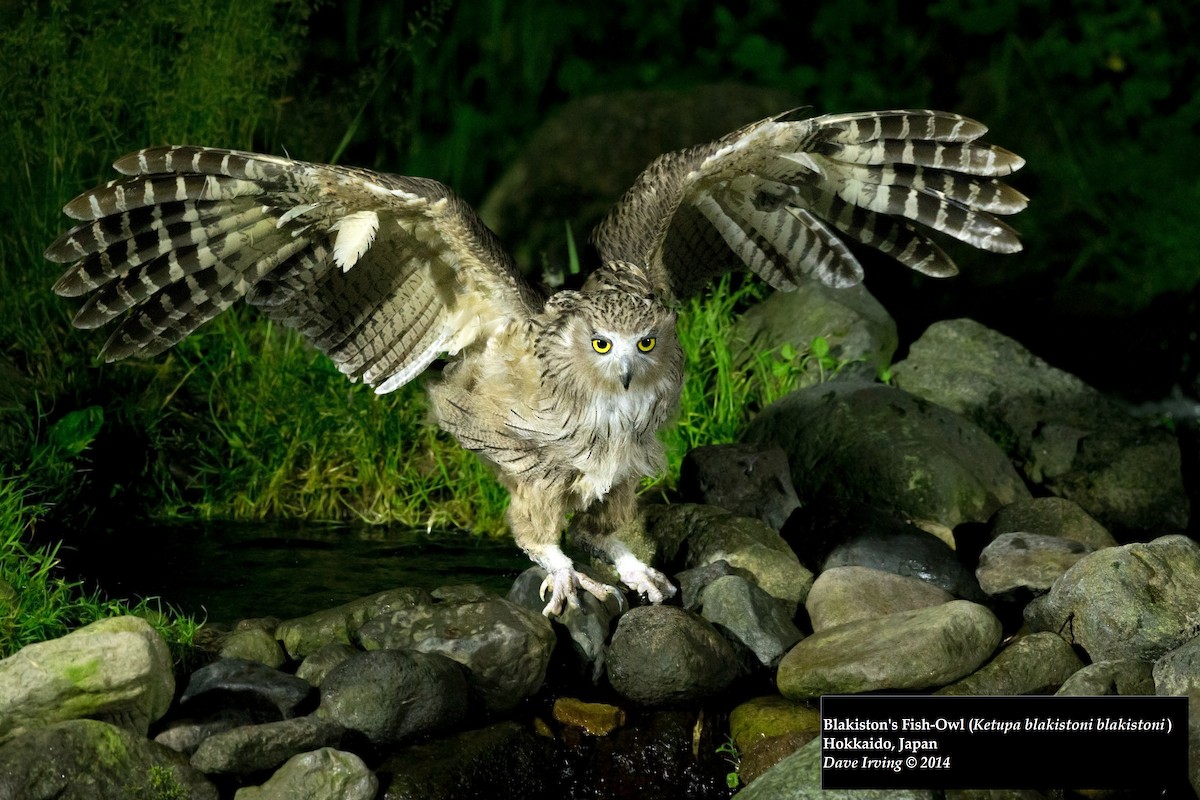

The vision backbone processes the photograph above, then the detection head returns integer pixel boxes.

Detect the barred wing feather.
[592,109,1027,301]
[46,146,538,393]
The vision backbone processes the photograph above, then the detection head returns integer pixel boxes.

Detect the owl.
[46,108,1026,616]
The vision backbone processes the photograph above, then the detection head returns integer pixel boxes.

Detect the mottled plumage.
[47,108,1026,615]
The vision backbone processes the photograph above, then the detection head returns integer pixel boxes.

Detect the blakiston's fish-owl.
[46,109,1026,616]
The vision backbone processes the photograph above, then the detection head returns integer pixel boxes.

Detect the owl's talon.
[539,568,618,617]
[615,558,677,605]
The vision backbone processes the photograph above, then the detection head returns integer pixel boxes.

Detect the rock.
[154,709,261,756]
[734,737,934,799]
[892,318,1189,536]
[295,643,359,686]
[646,503,812,609]
[1056,660,1155,696]
[675,559,756,612]
[738,731,818,787]
[507,566,621,684]
[318,649,468,746]
[606,605,740,705]
[699,575,803,667]
[733,279,898,388]
[784,501,986,602]
[179,658,314,721]
[987,496,1117,550]
[935,632,1083,695]
[552,697,626,736]
[190,714,345,775]
[975,533,1094,596]
[357,595,555,713]
[729,695,820,754]
[805,566,954,632]
[0,718,218,800]
[745,381,1030,536]
[234,747,377,800]
[777,600,1002,698]
[678,443,801,530]
[1024,535,1200,662]
[0,615,174,744]
[724,695,820,786]
[276,587,432,659]
[378,721,553,800]
[1153,637,1200,797]
[219,627,287,668]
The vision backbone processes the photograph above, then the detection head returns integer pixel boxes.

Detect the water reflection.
[59,521,529,624]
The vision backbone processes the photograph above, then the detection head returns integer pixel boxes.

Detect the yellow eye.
[591,338,612,354]
[637,337,656,352]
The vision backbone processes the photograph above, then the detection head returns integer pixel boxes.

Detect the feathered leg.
[506,479,618,617]
[572,479,676,604]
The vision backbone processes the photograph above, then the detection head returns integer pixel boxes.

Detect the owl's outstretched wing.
[591,109,1027,301]
[46,146,541,393]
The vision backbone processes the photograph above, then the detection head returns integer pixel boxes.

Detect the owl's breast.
[565,385,671,506]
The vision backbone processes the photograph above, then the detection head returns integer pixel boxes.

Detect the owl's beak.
[620,359,632,390]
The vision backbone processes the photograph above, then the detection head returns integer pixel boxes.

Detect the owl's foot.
[614,552,677,605]
[539,568,619,618]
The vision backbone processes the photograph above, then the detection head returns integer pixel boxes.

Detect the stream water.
[53,521,530,624]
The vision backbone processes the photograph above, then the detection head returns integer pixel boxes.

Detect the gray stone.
[219,627,286,668]
[675,559,756,611]
[1153,637,1200,798]
[745,381,1029,536]
[935,632,1083,695]
[785,502,986,602]
[318,649,467,746]
[1024,535,1200,662]
[276,587,432,659]
[805,566,954,632]
[154,709,260,756]
[0,615,174,744]
[733,279,898,387]
[646,503,812,609]
[0,718,217,800]
[180,658,314,720]
[975,532,1093,596]
[777,600,1002,698]
[235,747,377,800]
[295,643,359,687]
[1056,660,1155,696]
[893,318,1189,535]
[507,567,621,684]
[607,605,740,705]
[699,575,803,667]
[734,737,934,799]
[678,443,801,530]
[190,714,345,775]
[988,496,1117,550]
[358,596,555,713]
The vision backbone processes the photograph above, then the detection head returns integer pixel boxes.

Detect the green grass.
[658,276,813,483]
[0,475,200,659]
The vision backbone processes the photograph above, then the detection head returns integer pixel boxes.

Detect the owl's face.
[558,296,680,394]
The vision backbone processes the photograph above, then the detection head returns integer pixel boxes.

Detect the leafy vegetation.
[0,0,1194,651]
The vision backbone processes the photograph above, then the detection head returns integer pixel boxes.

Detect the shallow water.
[55,521,530,624]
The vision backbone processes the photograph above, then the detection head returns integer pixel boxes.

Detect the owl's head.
[542,262,681,393]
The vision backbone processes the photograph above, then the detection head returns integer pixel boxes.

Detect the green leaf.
[48,406,104,456]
